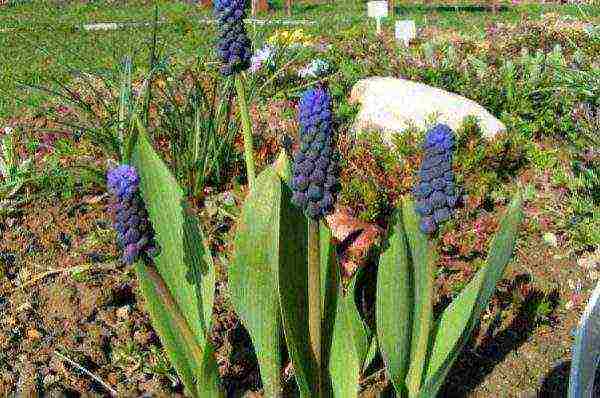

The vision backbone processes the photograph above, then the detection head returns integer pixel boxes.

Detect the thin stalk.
[234,74,256,189]
[308,218,322,396]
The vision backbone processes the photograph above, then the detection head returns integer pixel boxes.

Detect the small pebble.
[542,232,558,248]
[116,305,130,320]
[27,329,41,340]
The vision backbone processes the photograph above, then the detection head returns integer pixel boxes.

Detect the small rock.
[577,249,600,269]
[542,232,558,248]
[58,232,71,249]
[86,251,106,263]
[116,305,130,320]
[349,77,506,145]
[42,373,57,387]
[27,329,42,340]
[0,251,16,266]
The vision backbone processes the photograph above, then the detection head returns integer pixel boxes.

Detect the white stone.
[349,77,506,144]
[569,281,600,397]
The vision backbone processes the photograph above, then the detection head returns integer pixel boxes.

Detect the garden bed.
[1,1,599,396]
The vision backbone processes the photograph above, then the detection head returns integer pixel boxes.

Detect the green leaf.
[403,198,437,397]
[273,149,292,184]
[136,264,222,397]
[328,275,372,398]
[420,195,523,397]
[278,182,318,397]
[363,337,379,374]
[321,222,338,359]
[376,209,412,397]
[320,222,339,396]
[229,168,282,397]
[132,125,219,396]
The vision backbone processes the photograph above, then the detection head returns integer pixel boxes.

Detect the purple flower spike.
[215,0,252,76]
[413,124,460,234]
[291,86,339,220]
[107,165,157,265]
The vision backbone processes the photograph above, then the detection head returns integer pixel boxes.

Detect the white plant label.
[367,1,388,34]
[569,281,600,398]
[395,20,417,47]
[367,1,388,18]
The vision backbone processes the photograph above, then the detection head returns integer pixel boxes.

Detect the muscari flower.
[107,165,157,265]
[291,86,340,219]
[215,0,252,76]
[413,123,460,234]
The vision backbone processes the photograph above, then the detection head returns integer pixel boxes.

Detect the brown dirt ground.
[1,163,597,397]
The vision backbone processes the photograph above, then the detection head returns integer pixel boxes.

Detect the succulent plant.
[413,123,460,234]
[107,164,157,265]
[291,86,340,219]
[215,0,252,76]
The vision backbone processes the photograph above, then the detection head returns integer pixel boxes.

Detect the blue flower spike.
[413,123,460,234]
[215,0,252,76]
[107,165,157,265]
[291,86,339,220]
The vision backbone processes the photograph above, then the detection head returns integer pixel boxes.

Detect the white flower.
[250,45,276,73]
[298,58,330,78]
[3,126,13,135]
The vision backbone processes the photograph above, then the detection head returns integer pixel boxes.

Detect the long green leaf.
[321,222,338,360]
[376,209,412,397]
[419,195,523,397]
[136,264,222,397]
[132,125,219,396]
[329,275,372,398]
[133,125,214,344]
[278,181,318,397]
[403,198,437,397]
[229,168,282,397]
[321,222,339,396]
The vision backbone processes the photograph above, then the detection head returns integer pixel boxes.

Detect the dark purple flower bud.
[420,217,437,234]
[106,165,157,265]
[292,191,308,208]
[433,208,451,223]
[431,178,445,190]
[307,184,323,201]
[293,175,309,191]
[310,169,326,184]
[431,191,447,209]
[291,86,338,220]
[447,195,458,208]
[415,199,433,216]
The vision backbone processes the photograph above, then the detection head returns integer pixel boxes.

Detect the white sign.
[367,1,388,18]
[367,1,388,34]
[569,281,600,398]
[395,20,417,47]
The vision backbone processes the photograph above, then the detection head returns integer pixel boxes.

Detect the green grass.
[0,0,598,118]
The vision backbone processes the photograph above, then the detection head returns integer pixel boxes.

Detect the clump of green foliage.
[338,119,528,224]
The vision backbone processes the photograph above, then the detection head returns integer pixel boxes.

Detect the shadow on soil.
[439,278,560,397]
[539,360,570,398]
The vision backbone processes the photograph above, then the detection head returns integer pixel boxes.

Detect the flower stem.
[308,218,322,396]
[234,73,256,190]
